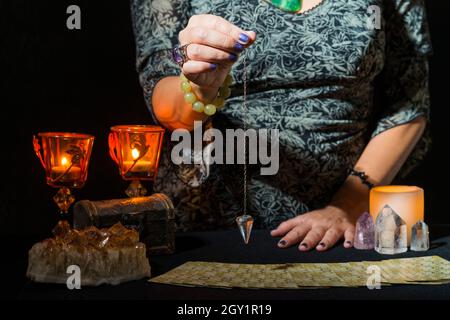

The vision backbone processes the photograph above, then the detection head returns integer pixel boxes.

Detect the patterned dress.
[131,0,432,231]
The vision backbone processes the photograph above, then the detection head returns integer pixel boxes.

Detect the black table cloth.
[13,225,450,300]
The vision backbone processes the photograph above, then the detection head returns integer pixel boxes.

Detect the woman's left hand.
[270,205,357,251]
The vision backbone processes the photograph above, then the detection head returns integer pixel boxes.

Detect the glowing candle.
[122,160,153,173]
[50,156,81,182]
[121,148,153,174]
[370,186,424,243]
[131,148,140,160]
[108,125,164,186]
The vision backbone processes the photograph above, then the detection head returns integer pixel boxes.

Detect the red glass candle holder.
[109,125,164,197]
[33,132,95,214]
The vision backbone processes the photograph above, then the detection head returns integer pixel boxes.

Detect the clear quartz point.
[411,220,430,251]
[375,205,407,255]
[236,214,254,244]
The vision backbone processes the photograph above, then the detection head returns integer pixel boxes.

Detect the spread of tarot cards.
[149,256,450,289]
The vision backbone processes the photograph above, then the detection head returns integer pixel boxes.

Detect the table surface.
[13,226,450,300]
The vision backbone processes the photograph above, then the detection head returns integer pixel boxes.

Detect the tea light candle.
[50,157,82,182]
[370,186,424,243]
[122,148,154,173]
[123,160,153,173]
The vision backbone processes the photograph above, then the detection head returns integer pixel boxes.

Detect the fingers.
[343,227,355,248]
[182,60,217,76]
[180,27,244,53]
[299,227,326,252]
[277,225,311,248]
[186,44,238,65]
[270,216,303,237]
[187,14,256,46]
[316,228,342,251]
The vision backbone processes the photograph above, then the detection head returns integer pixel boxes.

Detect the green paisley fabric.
[131,0,432,231]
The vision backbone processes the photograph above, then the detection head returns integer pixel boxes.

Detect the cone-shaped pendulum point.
[236,214,254,244]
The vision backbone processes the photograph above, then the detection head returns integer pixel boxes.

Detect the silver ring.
[171,44,190,67]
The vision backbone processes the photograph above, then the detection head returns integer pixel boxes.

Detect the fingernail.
[300,243,308,248]
[229,53,237,61]
[319,242,326,248]
[234,42,244,52]
[278,240,287,247]
[346,241,352,245]
[210,63,217,70]
[239,33,249,43]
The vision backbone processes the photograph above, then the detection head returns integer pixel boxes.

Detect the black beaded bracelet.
[348,169,375,189]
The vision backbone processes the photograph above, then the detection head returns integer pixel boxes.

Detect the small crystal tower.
[411,220,430,251]
[375,205,407,254]
[354,212,375,250]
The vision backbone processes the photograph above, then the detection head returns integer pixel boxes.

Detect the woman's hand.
[270,205,358,251]
[178,14,256,101]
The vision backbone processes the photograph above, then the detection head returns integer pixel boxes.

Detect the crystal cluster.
[411,220,430,251]
[27,221,151,286]
[375,205,407,254]
[51,220,140,248]
[354,212,375,250]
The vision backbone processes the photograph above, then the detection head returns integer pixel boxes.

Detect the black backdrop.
[1,0,449,237]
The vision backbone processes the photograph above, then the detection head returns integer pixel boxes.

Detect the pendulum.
[235,52,254,244]
[236,214,254,244]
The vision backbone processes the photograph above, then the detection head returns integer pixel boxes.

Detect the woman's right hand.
[178,14,256,101]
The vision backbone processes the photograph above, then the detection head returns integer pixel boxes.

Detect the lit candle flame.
[131,148,140,160]
[61,156,69,167]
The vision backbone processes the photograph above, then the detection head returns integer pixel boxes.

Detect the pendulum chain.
[234,3,254,244]
[243,53,248,216]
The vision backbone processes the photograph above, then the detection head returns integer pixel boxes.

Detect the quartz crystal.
[411,220,430,251]
[375,205,407,254]
[236,214,254,244]
[354,212,375,250]
[27,221,151,286]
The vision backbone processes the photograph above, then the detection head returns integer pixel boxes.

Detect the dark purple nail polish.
[239,33,249,43]
[300,243,308,248]
[319,242,326,248]
[210,63,217,70]
[229,53,237,61]
[234,42,244,52]
[278,240,287,247]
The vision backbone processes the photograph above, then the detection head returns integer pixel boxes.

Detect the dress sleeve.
[371,0,433,177]
[131,0,191,124]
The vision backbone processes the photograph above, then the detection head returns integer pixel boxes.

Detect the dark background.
[1,0,449,237]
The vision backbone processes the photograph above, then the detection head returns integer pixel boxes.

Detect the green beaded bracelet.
[180,73,232,116]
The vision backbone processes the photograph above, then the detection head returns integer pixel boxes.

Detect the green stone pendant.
[267,0,303,13]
